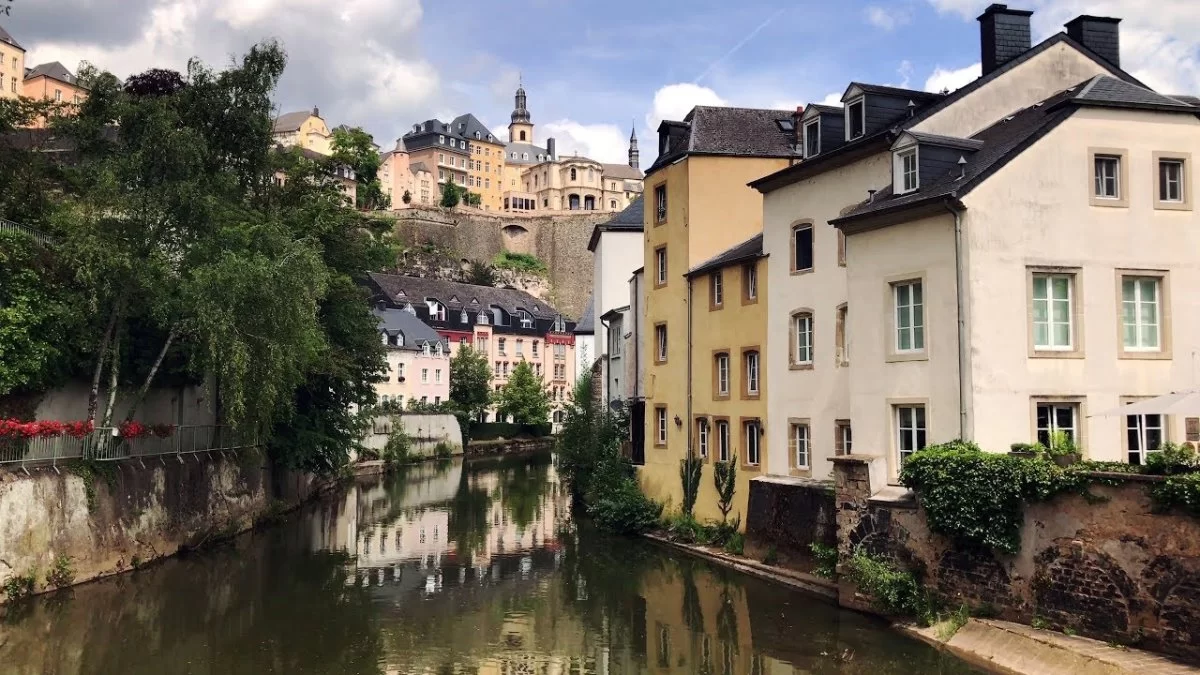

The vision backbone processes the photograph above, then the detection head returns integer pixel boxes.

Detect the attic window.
[776,119,795,132]
[846,96,865,140]
[439,135,445,144]
[474,131,481,139]
[895,146,919,194]
[803,119,820,158]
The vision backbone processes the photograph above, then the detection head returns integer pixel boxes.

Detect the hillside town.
[4,2,1200,674]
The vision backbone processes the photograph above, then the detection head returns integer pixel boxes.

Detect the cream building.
[271,107,333,156]
[379,139,435,208]
[373,305,451,408]
[0,25,25,101]
[754,6,1198,480]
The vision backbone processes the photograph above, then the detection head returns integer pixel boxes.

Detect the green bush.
[680,455,702,517]
[492,251,548,275]
[588,477,662,535]
[434,441,453,459]
[1145,443,1200,475]
[844,550,938,625]
[810,542,839,578]
[761,545,779,566]
[3,571,36,601]
[381,427,412,466]
[713,460,737,522]
[46,554,74,589]
[1151,473,1200,515]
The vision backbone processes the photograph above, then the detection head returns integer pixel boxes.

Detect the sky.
[5,0,1200,166]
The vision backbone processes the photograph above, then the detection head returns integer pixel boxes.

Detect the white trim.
[845,95,866,141]
[802,118,821,158]
[895,145,919,194]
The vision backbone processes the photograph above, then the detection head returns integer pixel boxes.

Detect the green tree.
[464,260,497,287]
[494,361,549,425]
[331,126,390,211]
[440,182,460,208]
[449,345,492,422]
[401,189,412,205]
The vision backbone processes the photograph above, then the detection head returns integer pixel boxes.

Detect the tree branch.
[124,324,178,423]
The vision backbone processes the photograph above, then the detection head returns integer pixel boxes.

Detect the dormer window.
[474,131,480,139]
[435,343,444,357]
[426,300,447,321]
[460,310,468,323]
[439,135,445,144]
[517,310,534,328]
[803,119,820,158]
[895,146,919,194]
[776,119,795,132]
[403,303,417,315]
[381,332,389,345]
[478,312,489,325]
[553,315,566,332]
[846,96,865,140]
[422,343,431,356]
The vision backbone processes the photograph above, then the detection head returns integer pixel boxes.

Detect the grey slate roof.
[687,233,763,278]
[373,307,445,351]
[24,62,76,85]
[1170,95,1200,107]
[505,141,551,164]
[587,196,644,251]
[273,111,314,133]
[368,272,566,321]
[409,161,428,175]
[833,76,1198,226]
[847,82,944,103]
[451,113,504,145]
[602,163,643,180]
[903,131,985,151]
[648,106,796,173]
[0,24,22,50]
[574,295,595,334]
[807,103,843,115]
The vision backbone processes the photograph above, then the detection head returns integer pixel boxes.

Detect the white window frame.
[716,420,731,462]
[1122,277,1161,351]
[895,404,927,465]
[745,351,760,395]
[656,408,668,445]
[711,272,723,306]
[845,96,865,140]
[1094,154,1120,199]
[656,248,667,284]
[793,314,813,365]
[745,264,757,300]
[791,423,810,469]
[893,280,924,353]
[716,353,730,396]
[697,418,710,459]
[421,368,429,383]
[435,369,442,383]
[837,421,853,456]
[745,422,760,466]
[803,118,820,158]
[1127,412,1165,465]
[1032,274,1074,351]
[895,146,918,194]
[1035,402,1079,447]
[656,325,667,362]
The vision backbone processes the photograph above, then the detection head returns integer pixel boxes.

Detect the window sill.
[1118,350,1172,361]
[1154,201,1192,211]
[713,393,731,402]
[885,351,928,363]
[741,296,759,306]
[789,362,814,371]
[741,393,761,401]
[709,304,724,312]
[788,467,813,478]
[1029,349,1085,360]
[1090,197,1128,208]
[790,268,815,277]
[741,463,762,472]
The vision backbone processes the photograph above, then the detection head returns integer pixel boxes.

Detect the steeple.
[508,74,535,144]
[511,74,531,125]
[628,120,639,170]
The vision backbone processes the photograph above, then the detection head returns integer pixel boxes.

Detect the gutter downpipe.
[945,198,969,440]
[686,276,695,458]
[599,314,612,407]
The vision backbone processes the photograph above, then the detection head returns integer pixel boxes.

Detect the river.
[0,452,974,674]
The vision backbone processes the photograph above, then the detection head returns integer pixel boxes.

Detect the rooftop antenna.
[907,100,916,118]
[957,156,968,179]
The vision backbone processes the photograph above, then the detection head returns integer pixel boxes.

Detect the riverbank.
[646,529,1200,675]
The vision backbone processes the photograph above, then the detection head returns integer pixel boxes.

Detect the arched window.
[584,195,596,210]
[478,312,489,325]
[396,333,404,347]
[511,152,517,160]
[522,152,528,160]
[520,130,527,141]
[435,343,444,357]
[570,168,577,181]
[474,131,480,139]
[568,194,580,210]
[588,169,594,182]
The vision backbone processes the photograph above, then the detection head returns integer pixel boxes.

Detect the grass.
[935,604,971,641]
[492,251,547,275]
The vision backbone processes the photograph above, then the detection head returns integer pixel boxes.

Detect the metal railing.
[0,218,55,245]
[0,425,257,469]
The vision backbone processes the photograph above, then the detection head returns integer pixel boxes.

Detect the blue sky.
[8,0,1200,165]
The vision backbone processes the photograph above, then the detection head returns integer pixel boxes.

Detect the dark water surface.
[0,452,974,674]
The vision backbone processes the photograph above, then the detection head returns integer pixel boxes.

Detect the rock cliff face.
[382,207,614,320]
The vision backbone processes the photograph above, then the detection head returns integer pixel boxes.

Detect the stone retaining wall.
[464,437,554,458]
[745,476,837,556]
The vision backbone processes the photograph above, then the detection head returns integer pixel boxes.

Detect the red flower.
[118,421,149,439]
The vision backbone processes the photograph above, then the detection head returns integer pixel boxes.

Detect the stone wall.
[830,455,1200,662]
[385,207,611,319]
[745,476,837,556]
[464,437,554,458]
[0,452,329,600]
[361,413,464,457]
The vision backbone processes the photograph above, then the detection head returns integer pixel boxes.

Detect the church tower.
[508,77,534,144]
[628,121,639,170]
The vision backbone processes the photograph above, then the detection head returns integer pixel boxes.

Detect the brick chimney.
[978,4,1033,76]
[1065,15,1121,68]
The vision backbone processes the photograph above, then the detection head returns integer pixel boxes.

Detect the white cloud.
[864,5,912,31]
[925,0,983,19]
[895,60,915,88]
[645,82,728,132]
[924,62,981,93]
[820,91,844,105]
[541,120,630,163]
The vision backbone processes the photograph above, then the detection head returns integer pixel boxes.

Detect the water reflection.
[0,452,973,675]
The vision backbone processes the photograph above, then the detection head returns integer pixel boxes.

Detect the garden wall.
[830,455,1200,661]
[362,413,463,457]
[745,476,837,556]
[0,452,329,601]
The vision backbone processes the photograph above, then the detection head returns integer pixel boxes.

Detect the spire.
[511,75,531,125]
[628,119,640,170]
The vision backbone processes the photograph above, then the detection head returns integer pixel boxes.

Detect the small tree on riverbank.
[714,460,737,522]
[494,362,549,425]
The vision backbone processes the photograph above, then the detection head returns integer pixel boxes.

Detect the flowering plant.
[117,421,149,439]
[0,419,94,440]
[149,423,175,438]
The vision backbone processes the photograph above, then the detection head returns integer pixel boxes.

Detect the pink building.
[374,306,450,407]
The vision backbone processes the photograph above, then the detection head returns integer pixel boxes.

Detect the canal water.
[0,452,974,674]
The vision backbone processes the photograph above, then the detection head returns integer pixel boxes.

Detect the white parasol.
[1090,389,1200,417]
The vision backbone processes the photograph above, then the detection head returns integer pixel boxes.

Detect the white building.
[588,196,645,405]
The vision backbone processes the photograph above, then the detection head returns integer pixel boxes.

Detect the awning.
[1090,389,1200,417]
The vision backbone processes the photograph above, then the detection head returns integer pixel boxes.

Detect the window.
[520,131,526,141]
[791,224,813,272]
[397,363,406,380]
[846,97,865,140]
[744,421,761,466]
[893,280,924,353]
[696,418,710,459]
[791,423,810,469]
[460,310,468,323]
[381,332,389,346]
[1155,153,1189,209]
[570,168,577,181]
[744,351,760,396]
[714,352,730,397]
[498,337,506,354]
[532,340,539,358]
[516,339,524,356]
[655,324,668,363]
[1036,402,1078,447]
[439,135,445,144]
[54,89,62,102]
[743,263,758,302]
[421,368,429,383]
[1093,154,1121,199]
[1032,274,1073,351]
[716,420,731,462]
[836,305,849,365]
[654,184,667,223]
[422,343,431,356]
[608,323,622,357]
[835,420,852,456]
[803,119,820,158]
[494,361,501,376]
[896,147,918,193]
[435,369,442,383]
[656,407,668,446]
[517,310,534,328]
[1122,277,1160,351]
[1127,413,1165,465]
[792,313,813,366]
[503,361,510,377]
[655,246,668,286]
[710,272,723,307]
[895,405,927,464]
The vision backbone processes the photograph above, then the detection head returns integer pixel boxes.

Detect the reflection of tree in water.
[495,452,552,530]
[716,583,739,654]
[448,470,493,565]
[679,558,705,635]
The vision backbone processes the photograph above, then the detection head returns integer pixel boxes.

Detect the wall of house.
[593,227,644,363]
[686,156,788,265]
[0,44,25,101]
[762,153,891,481]
[962,108,1200,461]
[375,349,451,406]
[832,455,1200,662]
[912,41,1112,139]
[468,139,506,211]
[628,271,645,401]
[844,213,960,481]
[298,116,332,155]
[380,150,413,206]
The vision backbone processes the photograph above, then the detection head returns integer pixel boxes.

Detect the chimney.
[792,106,804,143]
[546,137,556,160]
[1065,15,1121,68]
[977,4,1033,76]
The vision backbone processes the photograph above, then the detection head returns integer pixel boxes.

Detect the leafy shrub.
[588,477,662,535]
[381,427,412,466]
[713,460,737,522]
[434,441,453,459]
[663,512,708,543]
[680,455,702,517]
[844,550,938,625]
[46,554,74,589]
[492,251,547,275]
[810,542,839,578]
[936,604,971,641]
[3,571,36,601]
[722,531,745,555]
[1151,473,1200,515]
[761,545,779,566]
[1145,443,1200,475]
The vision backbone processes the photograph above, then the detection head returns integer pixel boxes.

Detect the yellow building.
[450,113,506,211]
[639,106,793,528]
[0,25,25,101]
[271,107,332,156]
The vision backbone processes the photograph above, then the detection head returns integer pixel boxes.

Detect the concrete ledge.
[901,619,1200,675]
[643,532,837,600]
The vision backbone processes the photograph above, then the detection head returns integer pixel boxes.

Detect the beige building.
[755,6,1198,480]
[272,107,333,156]
[0,25,25,101]
[23,62,86,105]
[379,139,435,207]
